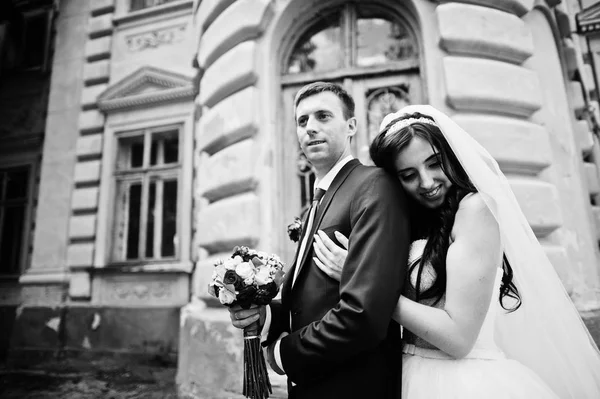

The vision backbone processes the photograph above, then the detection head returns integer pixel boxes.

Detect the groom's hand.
[228,304,266,330]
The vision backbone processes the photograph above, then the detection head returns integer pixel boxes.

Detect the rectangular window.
[130,0,179,12]
[112,127,180,262]
[0,166,31,275]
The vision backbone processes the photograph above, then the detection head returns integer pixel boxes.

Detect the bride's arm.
[395,194,502,358]
[314,194,502,358]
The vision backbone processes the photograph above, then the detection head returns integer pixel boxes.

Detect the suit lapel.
[291,159,360,292]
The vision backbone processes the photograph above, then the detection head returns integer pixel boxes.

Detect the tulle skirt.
[402,345,559,399]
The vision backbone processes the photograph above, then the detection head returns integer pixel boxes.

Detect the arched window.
[285,4,418,76]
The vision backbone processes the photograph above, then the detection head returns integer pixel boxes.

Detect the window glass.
[113,128,180,262]
[356,17,416,67]
[287,11,344,74]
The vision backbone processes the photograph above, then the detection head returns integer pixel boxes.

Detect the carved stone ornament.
[126,24,186,52]
[97,66,195,112]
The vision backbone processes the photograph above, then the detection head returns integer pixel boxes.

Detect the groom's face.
[295,92,356,173]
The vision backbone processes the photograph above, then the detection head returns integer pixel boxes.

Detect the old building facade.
[1,0,600,395]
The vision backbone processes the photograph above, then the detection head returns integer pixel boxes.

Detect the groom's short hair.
[294,82,355,120]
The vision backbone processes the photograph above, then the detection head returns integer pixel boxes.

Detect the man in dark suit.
[229,82,410,398]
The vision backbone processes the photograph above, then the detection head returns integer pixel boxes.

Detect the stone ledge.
[452,114,552,175]
[199,41,258,108]
[444,0,534,17]
[584,162,600,195]
[438,3,533,64]
[508,177,563,237]
[71,187,99,211]
[88,14,113,39]
[198,0,272,69]
[197,86,259,154]
[198,139,259,201]
[196,0,236,33]
[444,57,542,117]
[196,193,260,253]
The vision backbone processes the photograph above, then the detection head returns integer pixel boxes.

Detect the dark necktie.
[292,188,326,285]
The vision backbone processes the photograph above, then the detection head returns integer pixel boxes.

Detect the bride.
[313,105,600,398]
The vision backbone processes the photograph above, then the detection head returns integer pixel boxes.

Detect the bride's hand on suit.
[313,230,349,281]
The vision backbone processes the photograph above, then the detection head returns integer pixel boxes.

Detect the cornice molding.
[577,2,600,35]
[97,66,195,112]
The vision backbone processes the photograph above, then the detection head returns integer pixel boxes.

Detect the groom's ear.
[347,117,357,138]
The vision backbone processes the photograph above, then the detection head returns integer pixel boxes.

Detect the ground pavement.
[0,356,287,399]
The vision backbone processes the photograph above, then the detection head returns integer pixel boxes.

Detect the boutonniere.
[287,217,303,242]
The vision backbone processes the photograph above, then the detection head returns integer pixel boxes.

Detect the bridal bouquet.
[208,246,285,399]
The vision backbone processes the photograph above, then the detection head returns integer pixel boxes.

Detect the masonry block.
[176,303,244,396]
[452,0,534,16]
[444,57,542,117]
[69,215,97,239]
[198,0,272,69]
[508,177,563,237]
[67,243,95,267]
[584,162,600,195]
[69,271,91,299]
[437,3,533,64]
[85,37,112,62]
[79,110,105,133]
[452,114,552,174]
[199,41,257,108]
[88,14,113,39]
[196,0,236,32]
[569,81,586,117]
[592,206,600,239]
[574,119,594,155]
[76,134,103,157]
[83,60,110,85]
[74,160,101,184]
[71,187,99,211]
[81,84,108,108]
[91,0,115,16]
[196,193,260,253]
[197,86,259,154]
[198,139,258,201]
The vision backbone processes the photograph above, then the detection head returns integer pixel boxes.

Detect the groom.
[229,82,410,398]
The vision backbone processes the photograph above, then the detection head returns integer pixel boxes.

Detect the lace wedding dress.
[401,239,559,398]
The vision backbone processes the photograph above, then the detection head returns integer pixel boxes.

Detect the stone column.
[22,0,93,302]
[178,0,275,396]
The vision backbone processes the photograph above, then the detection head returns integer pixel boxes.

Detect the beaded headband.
[384,117,438,138]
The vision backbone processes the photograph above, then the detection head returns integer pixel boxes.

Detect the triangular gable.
[97,66,195,112]
[577,2,600,35]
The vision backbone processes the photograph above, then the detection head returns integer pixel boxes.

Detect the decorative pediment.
[97,66,195,112]
[577,2,600,35]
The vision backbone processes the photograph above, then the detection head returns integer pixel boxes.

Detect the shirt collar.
[314,155,354,193]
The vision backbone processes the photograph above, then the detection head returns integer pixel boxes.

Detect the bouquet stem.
[243,321,272,399]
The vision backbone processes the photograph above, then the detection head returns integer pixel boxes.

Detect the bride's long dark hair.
[370,112,521,312]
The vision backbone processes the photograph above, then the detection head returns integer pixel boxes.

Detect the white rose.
[254,267,273,286]
[218,288,236,305]
[212,264,227,282]
[236,262,255,280]
[244,276,255,286]
[223,256,241,270]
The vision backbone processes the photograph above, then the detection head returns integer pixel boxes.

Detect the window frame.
[281,2,420,85]
[111,125,182,264]
[96,109,194,272]
[0,154,38,279]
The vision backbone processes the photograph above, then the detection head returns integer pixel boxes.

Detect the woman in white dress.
[312,105,600,398]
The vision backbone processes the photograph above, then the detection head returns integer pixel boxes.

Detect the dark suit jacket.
[266,159,410,399]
